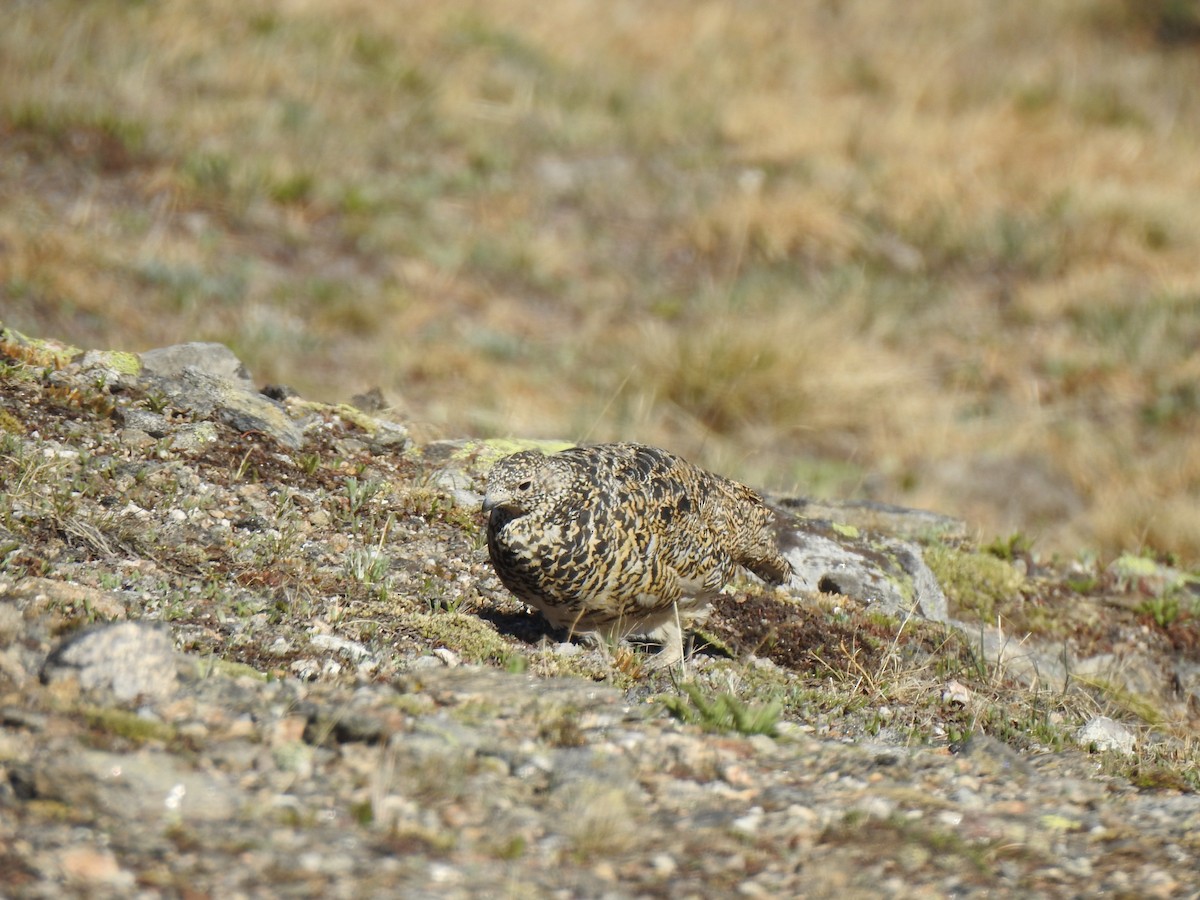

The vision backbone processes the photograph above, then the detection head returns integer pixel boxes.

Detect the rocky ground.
[1,322,1198,898]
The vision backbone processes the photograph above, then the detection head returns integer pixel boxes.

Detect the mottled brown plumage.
[483,442,793,667]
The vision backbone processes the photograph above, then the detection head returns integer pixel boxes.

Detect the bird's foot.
[637,613,687,673]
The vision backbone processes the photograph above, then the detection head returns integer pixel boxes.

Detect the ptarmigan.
[483,442,793,668]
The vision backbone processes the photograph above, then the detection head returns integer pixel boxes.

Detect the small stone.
[853,796,896,821]
[290,659,322,681]
[60,846,132,888]
[270,715,308,745]
[119,427,155,449]
[731,806,764,836]
[942,679,972,706]
[428,862,463,884]
[1075,716,1136,755]
[650,854,678,877]
[309,633,372,663]
[431,648,461,667]
[410,655,446,670]
[118,408,170,437]
[0,602,25,642]
[170,422,220,451]
[955,733,1031,776]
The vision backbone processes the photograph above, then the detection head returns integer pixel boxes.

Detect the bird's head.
[482,450,567,517]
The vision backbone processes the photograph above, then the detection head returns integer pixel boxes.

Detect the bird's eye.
[517,480,533,491]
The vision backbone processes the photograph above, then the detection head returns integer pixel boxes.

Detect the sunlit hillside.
[3,0,1200,560]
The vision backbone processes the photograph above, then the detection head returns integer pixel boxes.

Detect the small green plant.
[661,681,782,736]
[343,476,382,523]
[144,391,170,414]
[349,799,374,826]
[234,449,257,482]
[487,834,526,860]
[298,453,321,476]
[345,547,391,585]
[421,577,468,614]
[1137,591,1184,628]
[1066,573,1100,594]
[269,172,315,205]
[984,531,1034,561]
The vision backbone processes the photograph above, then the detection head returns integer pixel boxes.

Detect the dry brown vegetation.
[3,0,1200,561]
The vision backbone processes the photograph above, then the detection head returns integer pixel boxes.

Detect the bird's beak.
[481,491,506,513]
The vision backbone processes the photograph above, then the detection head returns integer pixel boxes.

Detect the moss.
[924,544,1025,622]
[83,706,177,744]
[322,401,395,436]
[191,657,269,681]
[409,610,514,664]
[388,692,438,716]
[0,407,25,434]
[88,350,142,376]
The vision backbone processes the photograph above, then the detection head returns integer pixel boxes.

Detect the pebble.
[1075,716,1136,755]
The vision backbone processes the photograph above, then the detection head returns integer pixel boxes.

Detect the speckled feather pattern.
[483,443,792,657]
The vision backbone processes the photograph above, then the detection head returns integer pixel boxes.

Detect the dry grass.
[4,0,1200,560]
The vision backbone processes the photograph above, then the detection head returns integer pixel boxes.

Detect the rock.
[26,748,236,822]
[41,622,178,703]
[116,407,170,437]
[774,496,966,542]
[776,514,949,623]
[941,680,973,707]
[169,421,221,451]
[431,648,461,667]
[141,367,305,449]
[139,342,256,389]
[309,632,372,661]
[350,386,388,412]
[955,733,1033,776]
[0,599,26,642]
[973,624,1071,692]
[1075,716,1136,755]
[66,348,143,389]
[59,846,134,890]
[5,577,129,622]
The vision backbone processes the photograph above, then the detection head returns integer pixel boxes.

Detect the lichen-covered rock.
[42,622,178,703]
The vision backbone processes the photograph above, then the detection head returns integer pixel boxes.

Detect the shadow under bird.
[482,442,794,668]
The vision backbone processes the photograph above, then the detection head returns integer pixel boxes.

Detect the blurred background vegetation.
[3,0,1200,561]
